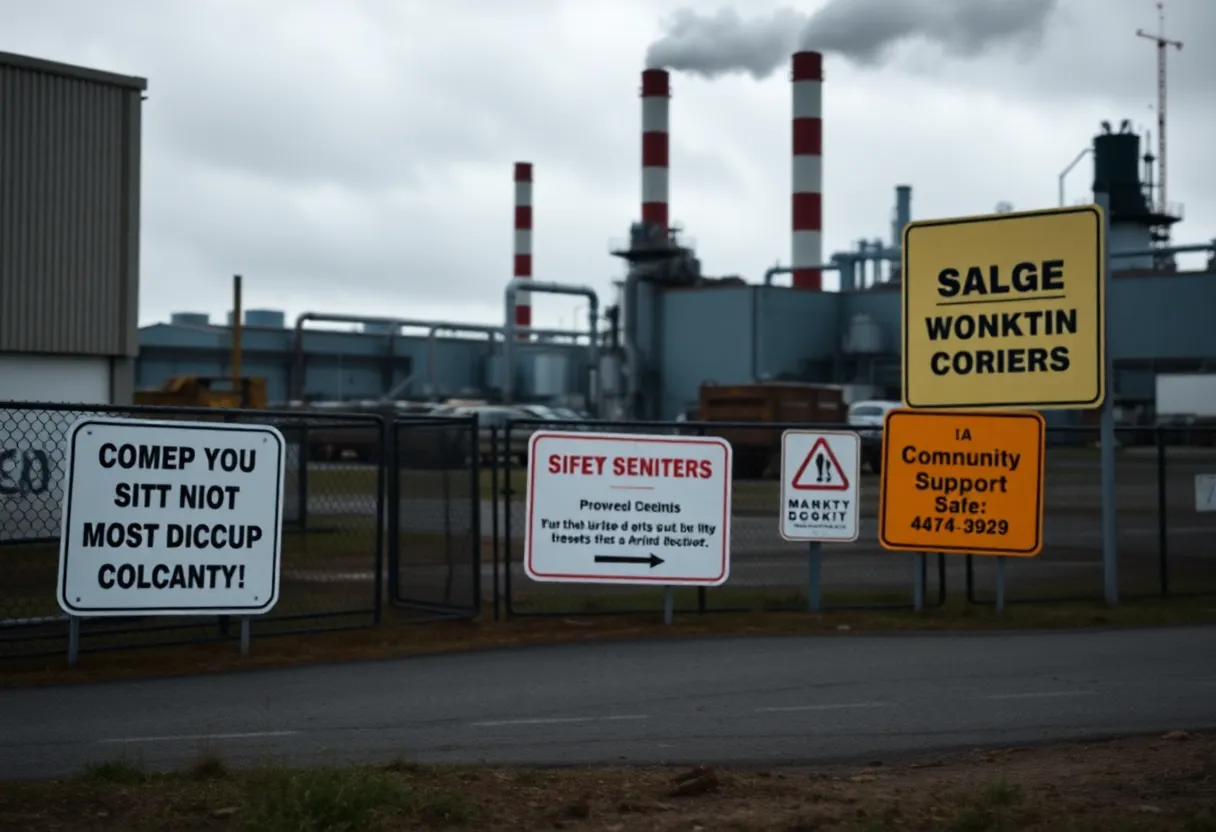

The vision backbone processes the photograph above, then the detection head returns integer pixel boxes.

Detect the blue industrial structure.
[136,120,1215,422]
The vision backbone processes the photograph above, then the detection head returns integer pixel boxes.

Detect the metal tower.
[1136,1,1183,216]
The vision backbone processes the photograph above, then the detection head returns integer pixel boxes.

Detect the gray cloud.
[645,0,1060,78]
[2,0,1212,325]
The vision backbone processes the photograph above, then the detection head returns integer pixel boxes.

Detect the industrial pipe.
[1110,241,1216,259]
[763,260,842,286]
[423,323,591,401]
[290,312,595,402]
[503,279,600,412]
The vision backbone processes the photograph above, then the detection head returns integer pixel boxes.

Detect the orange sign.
[878,409,1045,557]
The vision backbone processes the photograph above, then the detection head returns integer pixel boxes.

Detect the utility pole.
[1136,1,1183,213]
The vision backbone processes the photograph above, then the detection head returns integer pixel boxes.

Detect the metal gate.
[388,414,481,619]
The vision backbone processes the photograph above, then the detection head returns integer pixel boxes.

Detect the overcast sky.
[4,0,1213,332]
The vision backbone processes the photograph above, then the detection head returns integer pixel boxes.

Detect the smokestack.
[513,162,532,336]
[791,51,823,291]
[641,68,670,232]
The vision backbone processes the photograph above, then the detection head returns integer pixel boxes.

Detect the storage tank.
[532,352,569,398]
[843,313,882,354]
[598,352,623,395]
[484,354,506,391]
[244,308,285,328]
[170,312,210,326]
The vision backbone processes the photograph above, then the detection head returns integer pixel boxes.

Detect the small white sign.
[1196,474,1216,513]
[779,430,861,542]
[56,416,286,617]
[524,430,732,586]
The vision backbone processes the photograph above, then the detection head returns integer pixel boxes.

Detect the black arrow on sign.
[594,553,665,568]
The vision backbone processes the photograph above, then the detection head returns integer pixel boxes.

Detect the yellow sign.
[878,409,1045,557]
[900,205,1105,410]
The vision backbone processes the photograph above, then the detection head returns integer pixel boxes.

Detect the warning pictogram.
[791,437,850,491]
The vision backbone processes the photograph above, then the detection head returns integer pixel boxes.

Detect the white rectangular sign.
[524,430,732,586]
[56,416,286,617]
[779,430,861,542]
[1196,473,1216,513]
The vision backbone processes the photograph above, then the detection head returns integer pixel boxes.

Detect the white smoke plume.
[644,0,1061,79]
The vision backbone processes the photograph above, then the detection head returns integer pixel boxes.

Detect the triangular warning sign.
[791,437,850,491]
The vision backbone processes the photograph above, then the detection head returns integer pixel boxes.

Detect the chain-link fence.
[1,401,385,659]
[966,424,1216,604]
[388,414,481,620]
[491,418,1216,618]
[492,418,949,619]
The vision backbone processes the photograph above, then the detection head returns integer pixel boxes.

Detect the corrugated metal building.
[0,50,146,404]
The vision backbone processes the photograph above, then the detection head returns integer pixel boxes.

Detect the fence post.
[375,416,389,625]
[1156,425,1170,598]
[469,412,482,617]
[503,421,514,618]
[490,425,501,622]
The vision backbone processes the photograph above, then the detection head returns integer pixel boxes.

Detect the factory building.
[115,49,1216,422]
[0,51,146,405]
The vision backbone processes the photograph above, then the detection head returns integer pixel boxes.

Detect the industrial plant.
[2,46,1214,432]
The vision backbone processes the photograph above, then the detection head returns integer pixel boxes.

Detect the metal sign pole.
[67,616,80,667]
[807,542,822,612]
[240,617,251,656]
[1095,191,1119,605]
[995,556,1006,615]
[663,586,675,625]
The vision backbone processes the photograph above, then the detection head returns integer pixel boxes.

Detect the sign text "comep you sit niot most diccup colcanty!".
[56,417,286,617]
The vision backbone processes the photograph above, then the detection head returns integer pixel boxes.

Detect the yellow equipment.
[133,375,268,409]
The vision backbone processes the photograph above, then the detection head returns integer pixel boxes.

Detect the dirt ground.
[0,732,1210,831]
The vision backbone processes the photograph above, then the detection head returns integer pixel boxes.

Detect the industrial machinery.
[132,375,268,409]
[696,381,847,479]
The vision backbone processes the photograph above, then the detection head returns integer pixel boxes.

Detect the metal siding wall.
[660,288,754,420]
[756,287,840,377]
[0,61,141,355]
[1109,274,1216,360]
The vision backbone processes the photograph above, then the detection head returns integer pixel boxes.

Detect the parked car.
[447,405,543,465]
[847,399,903,473]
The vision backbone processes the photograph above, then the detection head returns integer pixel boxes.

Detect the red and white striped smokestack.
[640,68,670,232]
[791,51,823,291]
[513,162,532,333]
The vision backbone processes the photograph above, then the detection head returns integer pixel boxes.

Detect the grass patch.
[0,734,1211,831]
[77,754,147,785]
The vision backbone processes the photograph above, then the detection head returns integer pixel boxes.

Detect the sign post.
[778,430,861,612]
[523,430,732,623]
[878,409,1046,609]
[56,416,286,662]
[900,203,1108,605]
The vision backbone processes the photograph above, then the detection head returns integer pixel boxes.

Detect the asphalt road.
[2,626,1214,780]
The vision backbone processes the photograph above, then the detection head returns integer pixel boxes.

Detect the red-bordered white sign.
[523,430,732,586]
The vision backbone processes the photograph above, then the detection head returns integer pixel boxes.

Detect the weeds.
[242,764,480,832]
[78,755,147,785]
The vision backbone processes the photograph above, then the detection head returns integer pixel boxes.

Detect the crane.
[1136,1,1182,214]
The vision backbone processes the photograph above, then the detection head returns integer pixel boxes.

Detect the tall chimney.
[791,51,823,290]
[641,68,670,232]
[513,161,532,336]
